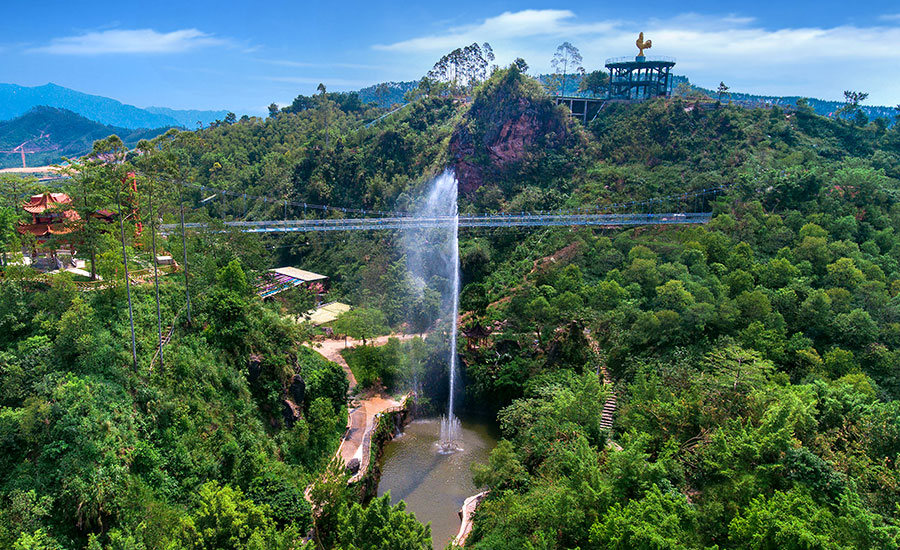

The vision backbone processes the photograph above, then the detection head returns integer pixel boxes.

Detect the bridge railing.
[605,56,677,64]
[160,212,712,234]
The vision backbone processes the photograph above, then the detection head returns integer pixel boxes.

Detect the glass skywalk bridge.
[161,212,712,234]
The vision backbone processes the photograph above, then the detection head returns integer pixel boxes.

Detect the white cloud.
[880,14,900,21]
[260,58,390,71]
[373,10,900,105]
[31,28,226,55]
[374,9,616,52]
[266,76,374,88]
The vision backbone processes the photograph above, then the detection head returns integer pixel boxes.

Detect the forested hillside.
[0,107,171,168]
[0,254,353,547]
[460,74,900,549]
[2,64,900,549]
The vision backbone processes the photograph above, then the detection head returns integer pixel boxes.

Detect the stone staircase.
[586,330,617,433]
[599,365,616,431]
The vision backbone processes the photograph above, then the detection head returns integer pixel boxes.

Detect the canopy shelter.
[303,302,351,326]
[257,266,328,299]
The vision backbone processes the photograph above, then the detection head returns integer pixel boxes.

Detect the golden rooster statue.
[636,32,652,56]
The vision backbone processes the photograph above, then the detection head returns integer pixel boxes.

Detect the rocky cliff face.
[449,68,578,195]
[449,125,481,194]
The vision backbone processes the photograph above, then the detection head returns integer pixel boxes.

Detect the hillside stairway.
[160,325,173,347]
[586,330,617,433]
[599,365,617,431]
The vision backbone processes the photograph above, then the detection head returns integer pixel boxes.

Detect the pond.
[377,416,498,548]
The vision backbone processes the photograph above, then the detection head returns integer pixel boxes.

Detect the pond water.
[377,417,498,548]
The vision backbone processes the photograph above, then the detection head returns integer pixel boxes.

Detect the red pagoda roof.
[23,192,73,214]
[17,223,75,237]
[91,209,117,222]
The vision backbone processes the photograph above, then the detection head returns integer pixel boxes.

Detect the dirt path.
[484,241,582,311]
[305,333,424,390]
[304,334,423,476]
[340,394,400,466]
[0,165,61,175]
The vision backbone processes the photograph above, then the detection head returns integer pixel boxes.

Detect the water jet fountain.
[439,414,462,454]
[403,170,463,453]
[378,170,498,547]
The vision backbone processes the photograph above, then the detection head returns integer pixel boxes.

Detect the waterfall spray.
[403,170,463,453]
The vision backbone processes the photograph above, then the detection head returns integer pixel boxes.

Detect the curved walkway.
[305,334,422,476]
[340,394,399,470]
[305,333,423,389]
[453,491,488,547]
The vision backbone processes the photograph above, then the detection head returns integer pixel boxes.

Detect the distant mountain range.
[142,106,234,128]
[678,78,897,122]
[0,106,171,169]
[0,77,894,171]
[0,83,229,129]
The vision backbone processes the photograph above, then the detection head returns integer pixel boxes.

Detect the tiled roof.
[23,192,72,214]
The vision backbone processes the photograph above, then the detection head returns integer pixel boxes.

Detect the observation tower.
[605,33,676,100]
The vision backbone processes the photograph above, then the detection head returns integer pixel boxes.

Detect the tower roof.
[22,192,73,214]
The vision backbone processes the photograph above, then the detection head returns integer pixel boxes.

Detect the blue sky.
[4,1,900,114]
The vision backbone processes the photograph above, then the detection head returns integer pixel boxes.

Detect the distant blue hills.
[534,73,896,122]
[0,106,175,169]
[0,77,893,169]
[0,83,229,130]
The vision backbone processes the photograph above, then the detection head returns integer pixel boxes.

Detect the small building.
[91,209,118,223]
[257,266,329,299]
[463,324,492,350]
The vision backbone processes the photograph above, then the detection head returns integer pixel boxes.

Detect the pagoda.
[17,192,80,241]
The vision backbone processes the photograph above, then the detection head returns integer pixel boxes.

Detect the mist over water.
[402,170,462,451]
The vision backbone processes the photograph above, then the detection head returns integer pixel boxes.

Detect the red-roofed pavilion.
[17,192,80,241]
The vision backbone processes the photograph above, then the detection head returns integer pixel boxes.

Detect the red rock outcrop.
[449,67,577,194]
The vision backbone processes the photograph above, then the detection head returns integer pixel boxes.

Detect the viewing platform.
[554,96,607,123]
[605,55,677,65]
[606,55,676,101]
